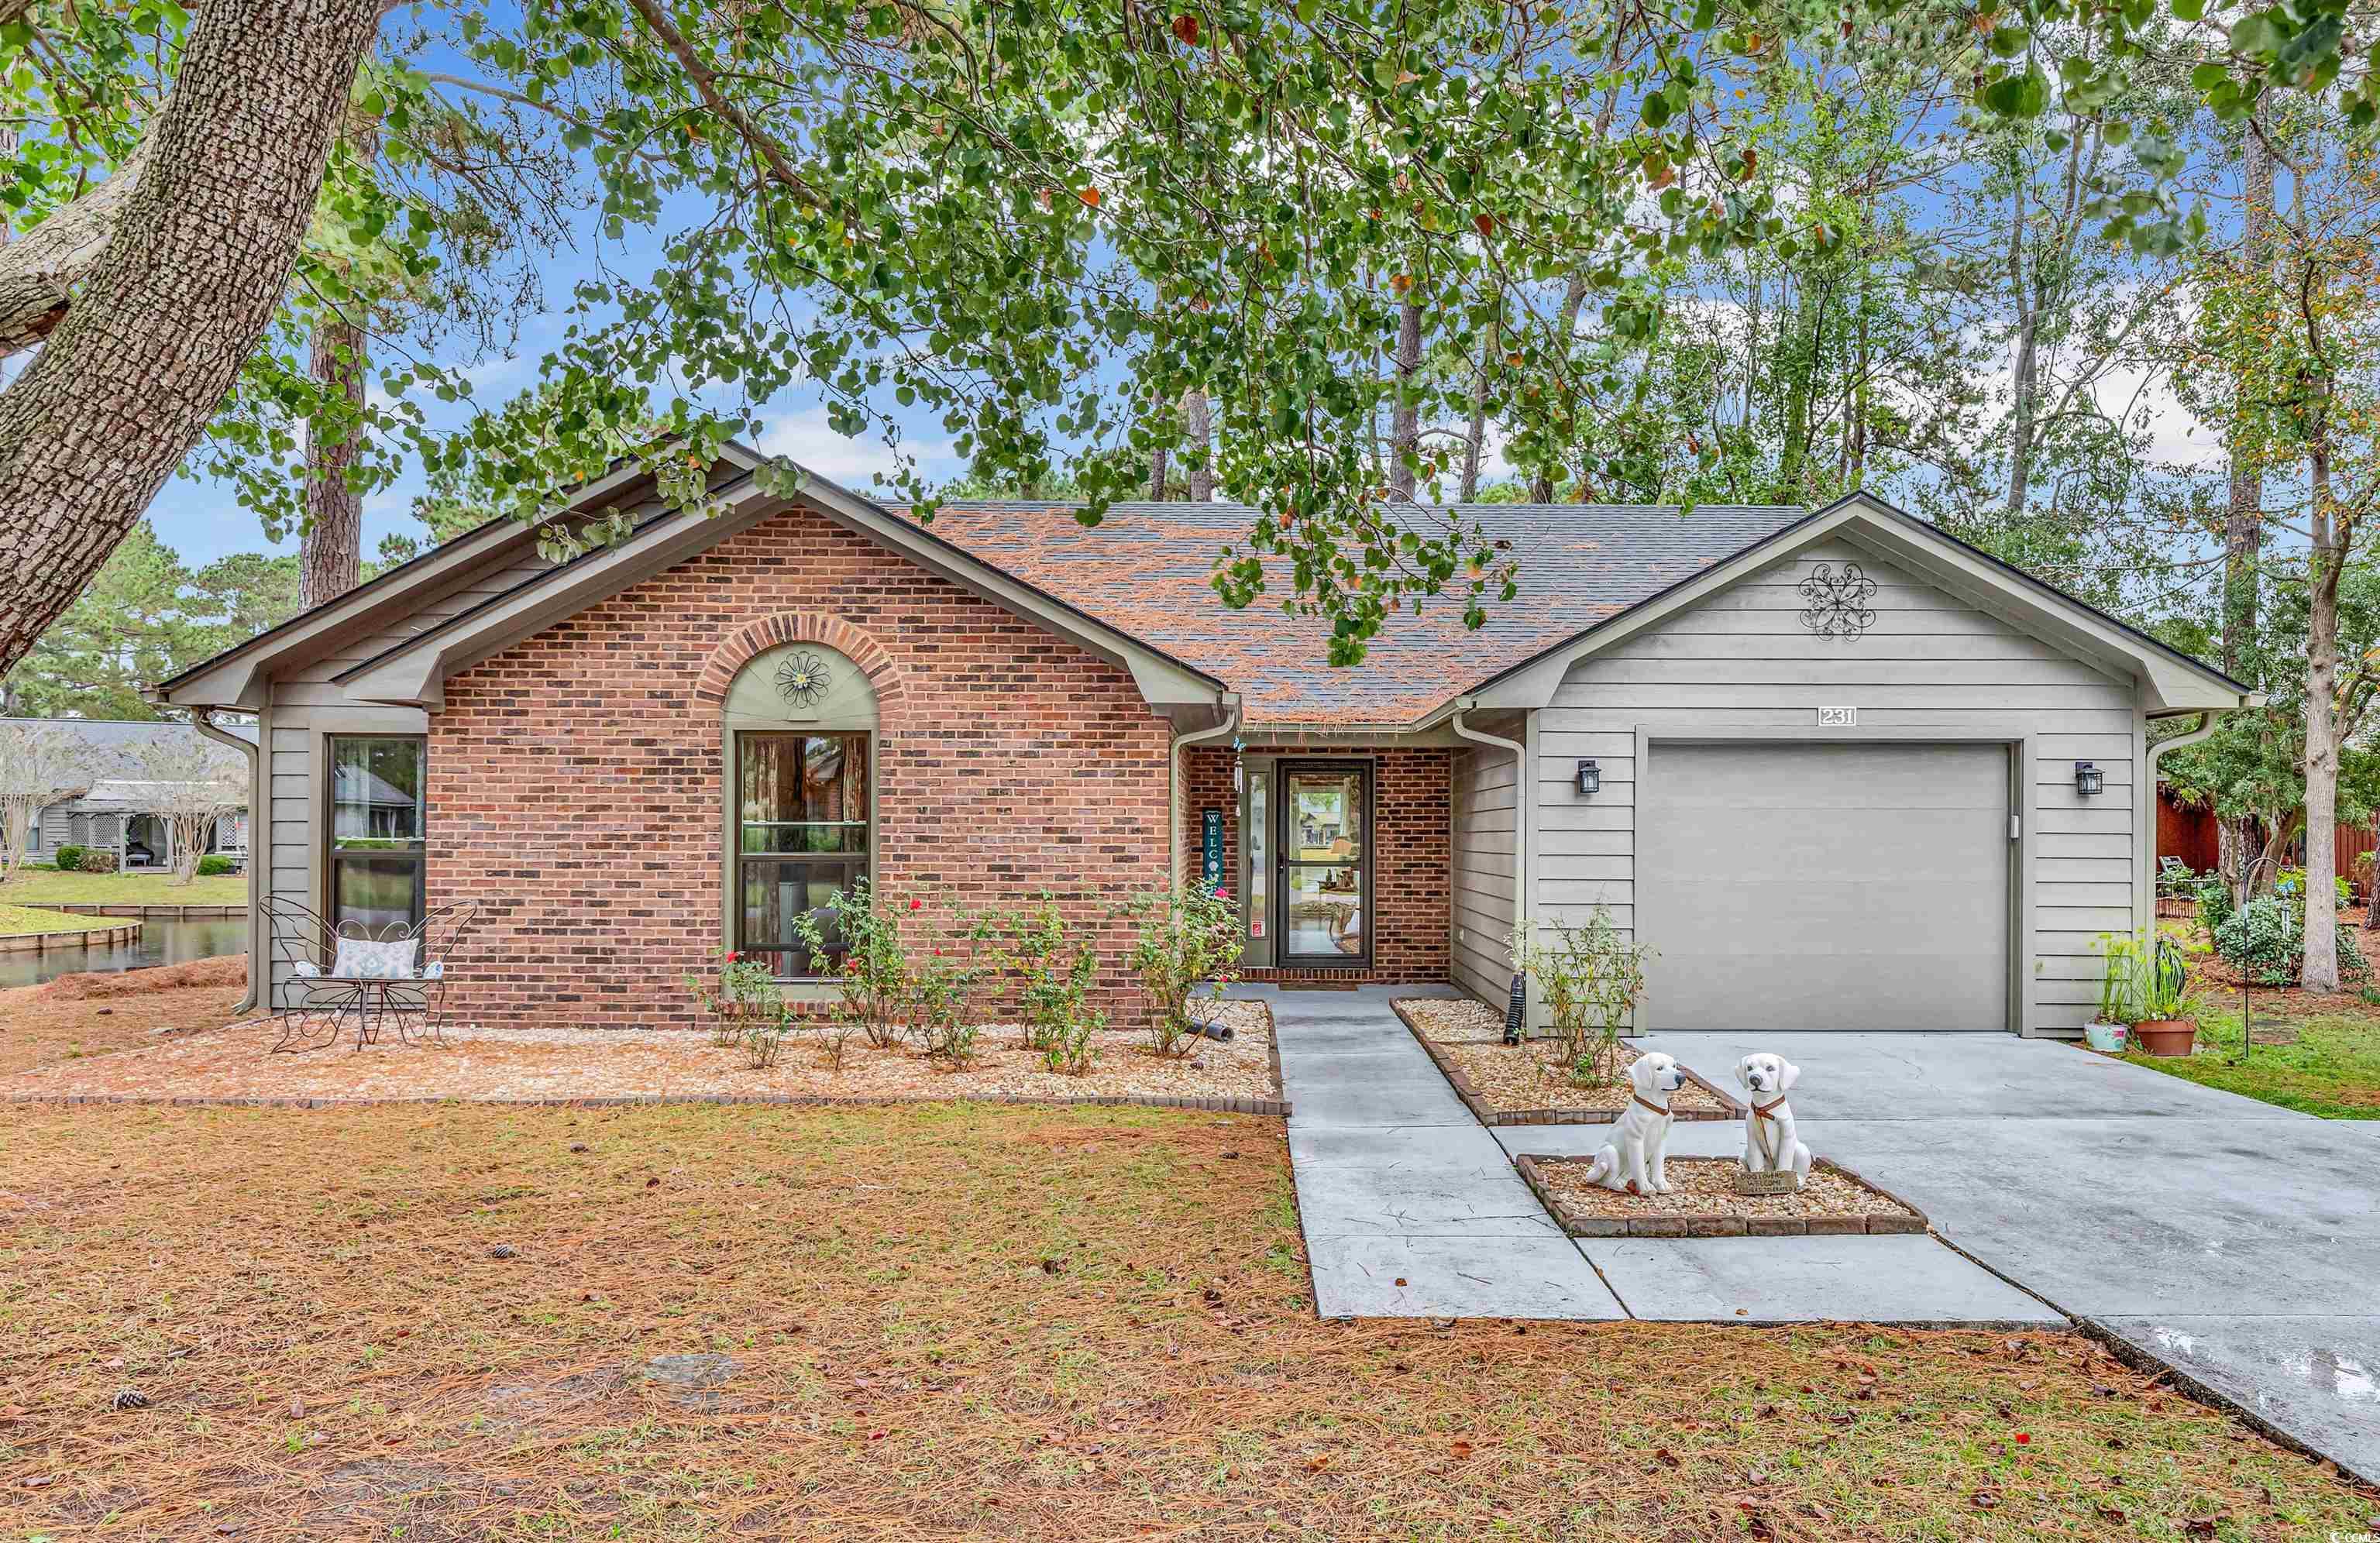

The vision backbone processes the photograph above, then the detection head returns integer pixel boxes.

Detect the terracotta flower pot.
[2130,1018,2197,1057]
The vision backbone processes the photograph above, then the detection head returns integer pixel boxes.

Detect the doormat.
[1278,981,1360,991]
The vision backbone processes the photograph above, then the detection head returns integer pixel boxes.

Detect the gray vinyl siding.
[261,549,557,1006]
[1450,740,1518,1004]
[1532,537,2140,1038]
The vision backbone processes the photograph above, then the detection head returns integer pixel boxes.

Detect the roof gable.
[1463,493,2255,715]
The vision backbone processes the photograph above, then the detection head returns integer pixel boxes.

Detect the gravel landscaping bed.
[0,1000,1285,1112]
[1393,997,1739,1123]
[1516,1153,1928,1238]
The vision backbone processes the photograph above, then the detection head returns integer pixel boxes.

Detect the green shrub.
[196,854,236,876]
[972,895,1099,1052]
[684,949,785,1047]
[1044,1011,1101,1075]
[742,1020,789,1070]
[791,881,910,1049]
[1512,905,1654,1087]
[2213,895,2371,987]
[2192,875,2234,940]
[2092,931,2150,1023]
[1125,884,1243,1059]
[53,844,86,872]
[906,943,985,1066]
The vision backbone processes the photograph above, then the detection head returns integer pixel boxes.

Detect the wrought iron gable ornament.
[773,649,833,709]
[1797,562,1879,639]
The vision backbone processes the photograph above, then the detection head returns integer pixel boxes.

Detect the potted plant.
[2130,931,2199,1057]
[2085,931,2142,1053]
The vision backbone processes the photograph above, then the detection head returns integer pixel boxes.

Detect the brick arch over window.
[691,612,909,714]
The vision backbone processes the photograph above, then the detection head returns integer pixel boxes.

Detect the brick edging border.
[3,1090,1290,1115]
[1512,1153,1931,1239]
[1389,998,1744,1125]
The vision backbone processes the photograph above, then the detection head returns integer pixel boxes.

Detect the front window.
[735,731,869,975]
[328,736,425,933]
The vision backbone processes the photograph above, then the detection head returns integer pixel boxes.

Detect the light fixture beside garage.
[2074,761,2104,797]
[1576,759,1601,798]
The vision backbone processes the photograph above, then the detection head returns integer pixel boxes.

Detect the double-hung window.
[328,736,425,932]
[735,731,868,975]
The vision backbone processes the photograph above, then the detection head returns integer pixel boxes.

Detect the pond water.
[0,917,249,990]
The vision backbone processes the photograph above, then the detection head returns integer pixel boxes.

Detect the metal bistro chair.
[263,895,480,1053]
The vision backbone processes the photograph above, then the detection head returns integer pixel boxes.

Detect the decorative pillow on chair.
[332,935,420,980]
[291,961,320,978]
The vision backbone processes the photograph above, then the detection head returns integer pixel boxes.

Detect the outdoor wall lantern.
[2074,761,2104,797]
[1576,759,1601,798]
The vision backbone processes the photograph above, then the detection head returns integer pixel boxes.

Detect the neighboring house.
[149,447,2257,1036]
[8,717,254,870]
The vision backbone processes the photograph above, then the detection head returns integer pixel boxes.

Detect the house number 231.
[1815,706,1858,727]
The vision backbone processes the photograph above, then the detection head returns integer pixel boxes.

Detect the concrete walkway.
[1254,985,2051,1328]
[1256,984,1623,1319]
[1632,1033,2380,1486]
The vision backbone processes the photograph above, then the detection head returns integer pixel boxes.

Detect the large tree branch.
[622,0,823,209]
[0,141,151,359]
[0,0,384,669]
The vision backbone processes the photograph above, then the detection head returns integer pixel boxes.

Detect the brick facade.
[428,501,1175,1030]
[1180,744,1450,984]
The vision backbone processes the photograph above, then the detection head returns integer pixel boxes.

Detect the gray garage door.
[1639,741,2010,1032]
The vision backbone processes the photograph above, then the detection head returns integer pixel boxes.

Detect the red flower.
[724,951,741,964]
[910,898,922,911]
[2012,1432,2030,1445]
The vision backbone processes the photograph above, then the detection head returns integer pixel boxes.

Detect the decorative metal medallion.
[1797,562,1879,639]
[773,649,833,708]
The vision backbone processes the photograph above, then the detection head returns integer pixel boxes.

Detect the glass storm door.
[1278,764,1369,967]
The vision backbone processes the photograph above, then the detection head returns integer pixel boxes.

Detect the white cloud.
[755,407,959,490]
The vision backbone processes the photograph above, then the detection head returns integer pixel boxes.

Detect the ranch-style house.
[150,445,2256,1036]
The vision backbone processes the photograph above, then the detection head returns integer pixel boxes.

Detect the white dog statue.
[1577,1052,1686,1194]
[1735,1052,1813,1191]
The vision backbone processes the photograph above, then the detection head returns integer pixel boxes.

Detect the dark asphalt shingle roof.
[920,501,1808,723]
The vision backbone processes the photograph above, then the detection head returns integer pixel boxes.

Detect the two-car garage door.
[1639,742,2010,1032]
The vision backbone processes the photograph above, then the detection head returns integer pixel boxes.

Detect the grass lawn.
[0,900,122,938]
[1,1103,2370,1541]
[0,868,248,906]
[2124,1001,2380,1119]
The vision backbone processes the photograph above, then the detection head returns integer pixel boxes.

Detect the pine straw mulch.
[0,999,1280,1109]
[0,960,249,1079]
[0,1103,2371,1542]
[1395,996,1737,1123]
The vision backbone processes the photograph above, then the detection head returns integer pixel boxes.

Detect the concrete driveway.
[1638,1031,2380,1486]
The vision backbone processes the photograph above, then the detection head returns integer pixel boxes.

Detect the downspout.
[1170,695,1241,892]
[1450,698,1527,1035]
[2139,710,2219,935]
[190,706,263,1015]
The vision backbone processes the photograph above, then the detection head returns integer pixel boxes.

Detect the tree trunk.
[2003,180,2038,518]
[2303,435,2342,993]
[1388,298,1422,500]
[1180,389,1212,503]
[1531,273,1590,502]
[2219,120,2274,904]
[300,307,369,607]
[1460,307,1494,502]
[299,113,378,610]
[1146,442,1169,500]
[0,0,383,672]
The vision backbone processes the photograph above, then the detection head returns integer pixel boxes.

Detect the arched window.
[723,643,878,977]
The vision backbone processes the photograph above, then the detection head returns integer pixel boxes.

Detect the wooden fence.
[2157,787,2378,889]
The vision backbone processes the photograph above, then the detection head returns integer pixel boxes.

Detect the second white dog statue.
[1735,1052,1813,1191]
[1577,1052,1687,1194]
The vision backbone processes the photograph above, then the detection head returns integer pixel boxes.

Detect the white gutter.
[1450,697,1527,1028]
[189,705,263,1015]
[1170,696,1241,891]
[2139,709,2220,933]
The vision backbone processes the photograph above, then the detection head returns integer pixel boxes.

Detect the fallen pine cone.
[111,1389,150,1411]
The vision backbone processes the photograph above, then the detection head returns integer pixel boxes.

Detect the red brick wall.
[428,501,1175,1029]
[1181,745,1450,983]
